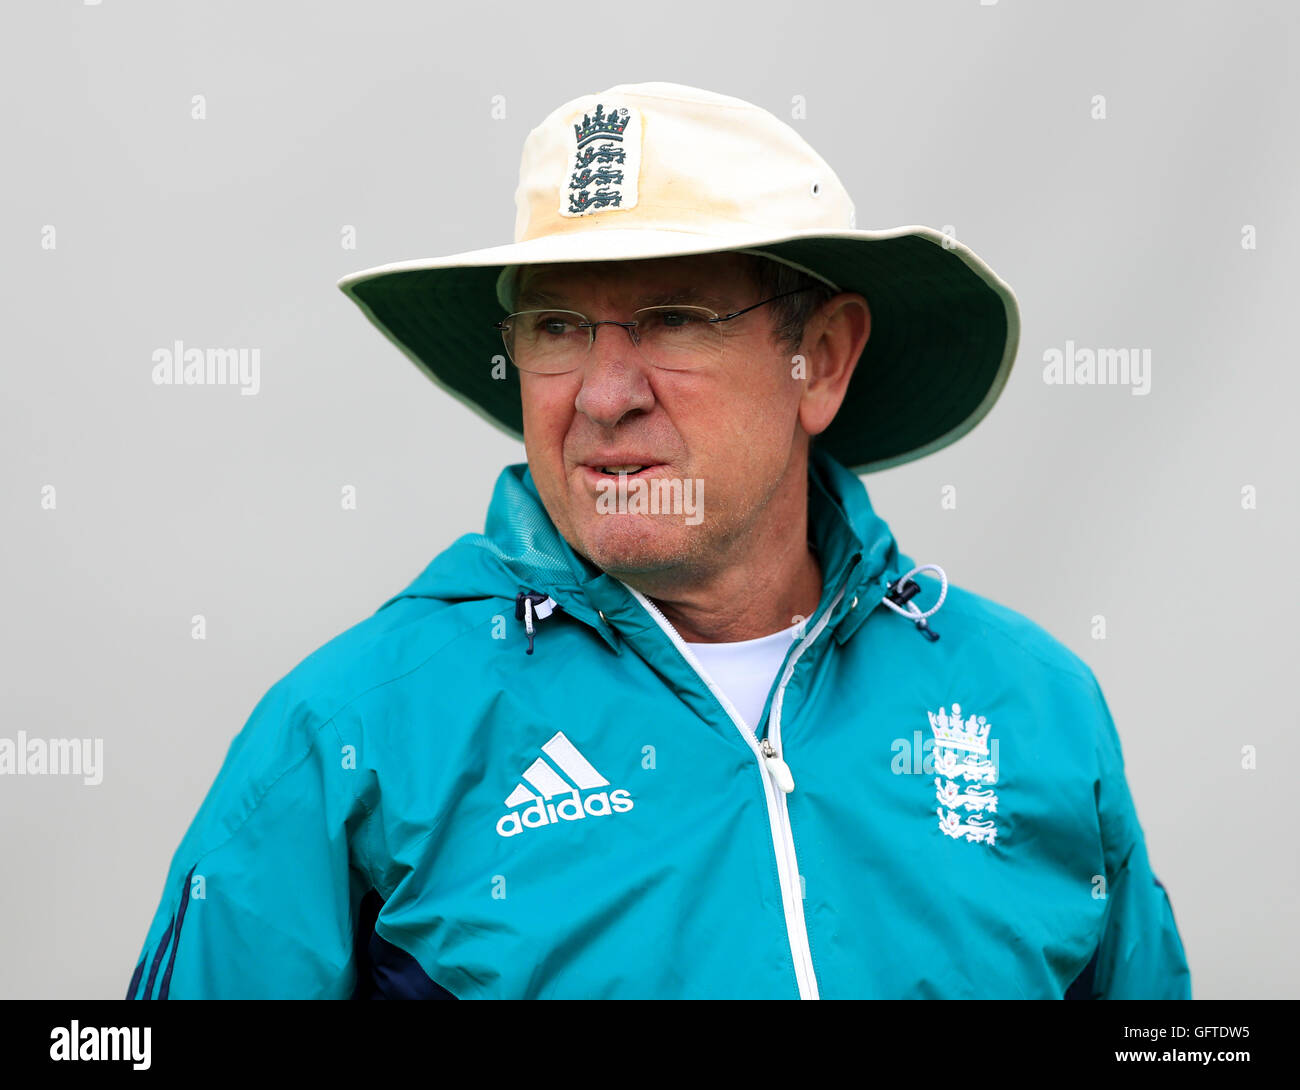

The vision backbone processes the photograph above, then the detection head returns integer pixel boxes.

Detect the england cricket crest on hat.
[559,102,641,218]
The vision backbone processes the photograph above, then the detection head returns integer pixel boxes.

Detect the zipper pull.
[760,738,795,794]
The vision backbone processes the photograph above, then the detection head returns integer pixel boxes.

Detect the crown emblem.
[574,103,630,147]
[928,702,992,756]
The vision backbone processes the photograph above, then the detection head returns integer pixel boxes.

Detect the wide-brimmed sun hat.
[338,81,1019,474]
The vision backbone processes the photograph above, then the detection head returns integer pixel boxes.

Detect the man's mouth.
[579,460,665,486]
[578,460,666,481]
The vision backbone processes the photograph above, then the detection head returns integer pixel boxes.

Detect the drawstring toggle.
[883,564,949,642]
[514,591,557,655]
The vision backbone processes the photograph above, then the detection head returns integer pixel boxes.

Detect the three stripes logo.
[496,731,634,839]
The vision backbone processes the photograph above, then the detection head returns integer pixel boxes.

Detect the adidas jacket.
[127,446,1191,999]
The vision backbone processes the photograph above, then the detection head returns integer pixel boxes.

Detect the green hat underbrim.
[338,226,1019,475]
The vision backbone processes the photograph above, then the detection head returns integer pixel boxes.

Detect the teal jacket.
[128,447,1191,999]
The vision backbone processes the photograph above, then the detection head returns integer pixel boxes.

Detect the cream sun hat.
[338,81,1019,473]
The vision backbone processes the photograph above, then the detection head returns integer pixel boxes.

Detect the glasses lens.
[499,306,724,373]
[631,306,722,371]
[501,310,588,374]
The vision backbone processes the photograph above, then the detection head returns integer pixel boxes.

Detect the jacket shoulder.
[277,592,507,722]
[204,593,507,806]
[911,573,1099,692]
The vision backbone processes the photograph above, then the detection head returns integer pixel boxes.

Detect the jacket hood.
[381,444,916,651]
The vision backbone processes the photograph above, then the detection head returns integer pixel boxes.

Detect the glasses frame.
[493,286,820,374]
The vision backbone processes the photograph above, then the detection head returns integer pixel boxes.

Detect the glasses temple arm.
[714,286,820,322]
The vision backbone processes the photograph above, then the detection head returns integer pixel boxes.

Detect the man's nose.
[572,322,655,428]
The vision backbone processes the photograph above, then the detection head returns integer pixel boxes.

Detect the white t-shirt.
[684,621,804,734]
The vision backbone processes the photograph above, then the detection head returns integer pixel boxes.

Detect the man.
[128,82,1190,999]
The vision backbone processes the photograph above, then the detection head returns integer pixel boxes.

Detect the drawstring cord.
[882,564,948,642]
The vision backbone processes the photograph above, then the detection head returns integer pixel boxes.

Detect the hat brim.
[337,225,1019,474]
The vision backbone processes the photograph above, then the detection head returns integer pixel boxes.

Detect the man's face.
[514,252,812,582]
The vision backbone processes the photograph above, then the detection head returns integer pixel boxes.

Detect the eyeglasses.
[493,287,819,375]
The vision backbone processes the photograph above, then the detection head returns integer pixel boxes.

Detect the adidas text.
[496,787,633,838]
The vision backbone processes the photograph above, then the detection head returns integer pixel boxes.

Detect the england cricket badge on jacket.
[930,703,1000,847]
[560,102,641,217]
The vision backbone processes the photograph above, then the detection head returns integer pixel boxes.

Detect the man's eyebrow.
[513,286,736,311]
[512,287,569,309]
[634,288,734,311]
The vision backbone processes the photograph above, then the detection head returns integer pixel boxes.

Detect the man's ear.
[797,293,871,438]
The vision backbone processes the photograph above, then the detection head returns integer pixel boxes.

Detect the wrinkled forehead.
[511,252,759,310]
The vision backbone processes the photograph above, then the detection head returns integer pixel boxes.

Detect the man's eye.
[533,315,578,335]
[650,310,699,329]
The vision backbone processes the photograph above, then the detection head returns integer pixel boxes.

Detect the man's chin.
[572,516,698,577]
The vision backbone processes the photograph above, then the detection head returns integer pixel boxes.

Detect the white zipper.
[764,583,847,999]
[624,584,847,1000]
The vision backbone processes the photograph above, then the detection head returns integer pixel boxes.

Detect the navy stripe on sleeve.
[142,914,175,1001]
[158,865,197,1000]
[126,956,146,1000]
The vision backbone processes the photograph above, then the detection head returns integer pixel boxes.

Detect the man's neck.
[642,544,822,644]
[616,470,824,644]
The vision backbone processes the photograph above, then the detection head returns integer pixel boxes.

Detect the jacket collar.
[516,444,906,648]
[384,446,907,653]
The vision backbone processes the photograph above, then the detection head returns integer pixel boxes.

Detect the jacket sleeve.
[127,680,368,999]
[1077,675,1192,999]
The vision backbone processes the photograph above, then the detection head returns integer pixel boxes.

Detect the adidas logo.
[496,731,633,839]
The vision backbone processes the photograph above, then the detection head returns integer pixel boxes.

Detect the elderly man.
[128,83,1190,999]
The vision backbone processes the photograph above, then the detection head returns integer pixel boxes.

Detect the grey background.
[2,0,1295,999]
